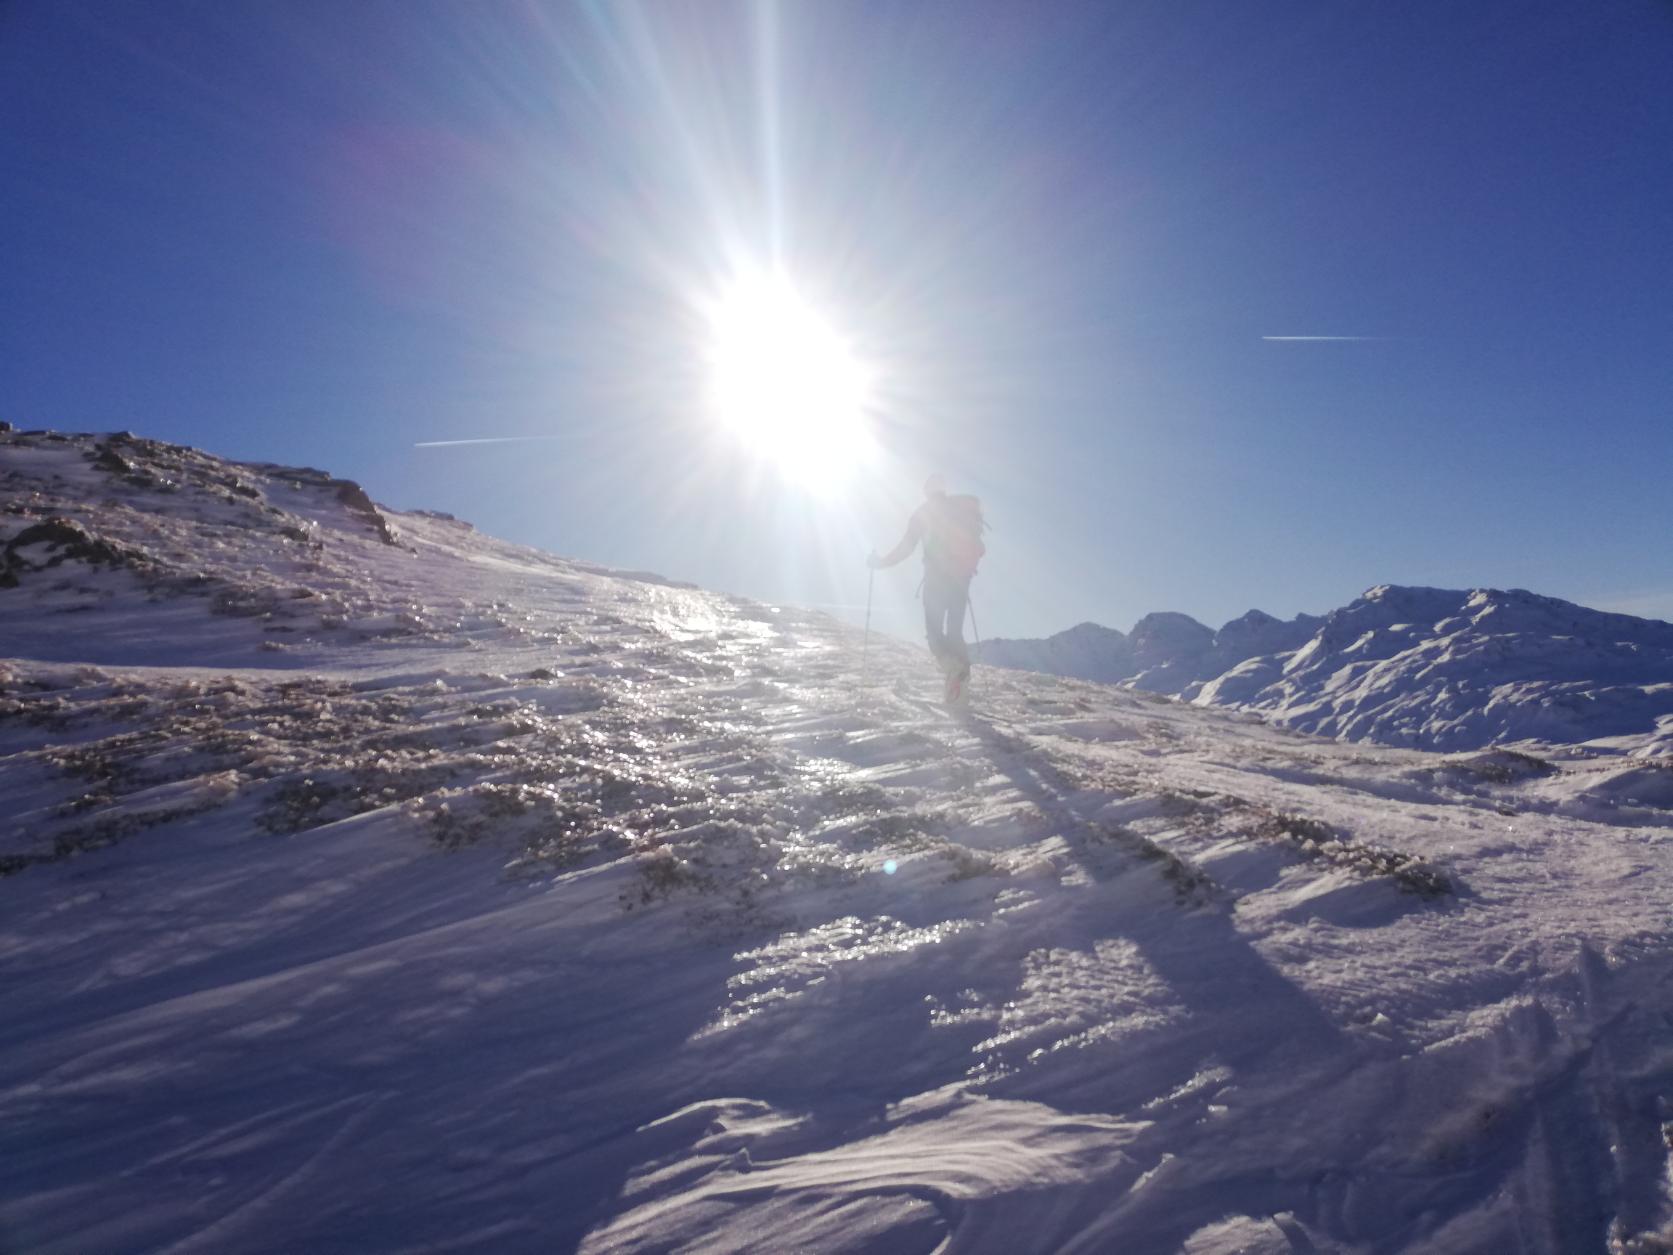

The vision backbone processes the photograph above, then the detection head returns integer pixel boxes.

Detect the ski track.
[5,431,1673,1253]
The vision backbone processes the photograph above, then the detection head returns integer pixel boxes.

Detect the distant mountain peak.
[980,583,1673,753]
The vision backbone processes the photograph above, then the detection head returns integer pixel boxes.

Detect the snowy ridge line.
[980,584,1673,756]
[0,427,669,667]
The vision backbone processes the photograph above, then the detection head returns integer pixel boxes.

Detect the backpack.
[927,493,986,578]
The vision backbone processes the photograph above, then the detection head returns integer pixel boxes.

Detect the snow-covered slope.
[976,620,1136,684]
[6,428,1673,1254]
[981,586,1673,754]
[980,609,1322,695]
[1212,583,1673,753]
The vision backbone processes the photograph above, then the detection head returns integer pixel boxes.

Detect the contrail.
[413,435,565,448]
[1261,335,1391,342]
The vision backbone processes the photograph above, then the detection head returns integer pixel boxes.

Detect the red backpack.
[928,494,986,578]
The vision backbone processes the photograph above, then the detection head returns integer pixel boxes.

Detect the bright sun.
[705,273,874,490]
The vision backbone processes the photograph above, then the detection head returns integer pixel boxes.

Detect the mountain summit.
[981,586,1673,754]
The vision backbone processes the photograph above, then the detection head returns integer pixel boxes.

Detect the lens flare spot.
[883,859,898,875]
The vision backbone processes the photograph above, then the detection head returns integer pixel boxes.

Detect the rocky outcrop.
[332,479,399,546]
[1,517,146,588]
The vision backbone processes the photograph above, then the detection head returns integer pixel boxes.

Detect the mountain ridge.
[979,584,1673,754]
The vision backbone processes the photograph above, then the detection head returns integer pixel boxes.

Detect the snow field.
[5,429,1673,1252]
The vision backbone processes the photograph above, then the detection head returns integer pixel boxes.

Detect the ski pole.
[967,593,981,661]
[861,566,875,683]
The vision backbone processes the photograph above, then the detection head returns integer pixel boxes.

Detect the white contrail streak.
[413,436,565,448]
[1261,335,1391,342]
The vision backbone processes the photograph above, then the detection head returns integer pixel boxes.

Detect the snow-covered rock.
[1200,607,1324,679]
[1125,610,1215,693]
[977,619,1136,683]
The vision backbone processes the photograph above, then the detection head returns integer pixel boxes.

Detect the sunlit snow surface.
[4,431,1673,1253]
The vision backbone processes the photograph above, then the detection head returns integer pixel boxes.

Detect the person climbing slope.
[870,473,986,704]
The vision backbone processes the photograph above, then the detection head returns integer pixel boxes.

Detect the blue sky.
[4,1,1671,642]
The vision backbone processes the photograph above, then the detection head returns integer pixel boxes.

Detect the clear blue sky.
[4,1,1671,642]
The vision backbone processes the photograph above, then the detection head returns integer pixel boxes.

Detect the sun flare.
[705,273,874,491]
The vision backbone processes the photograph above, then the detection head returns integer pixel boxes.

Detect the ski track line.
[155,1094,387,1255]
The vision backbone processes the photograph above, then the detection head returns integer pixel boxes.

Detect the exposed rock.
[333,479,399,546]
[91,445,136,477]
[1,518,144,588]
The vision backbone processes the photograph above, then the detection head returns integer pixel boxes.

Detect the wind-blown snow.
[5,429,1673,1253]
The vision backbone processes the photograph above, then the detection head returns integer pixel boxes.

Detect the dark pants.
[923,566,970,672]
